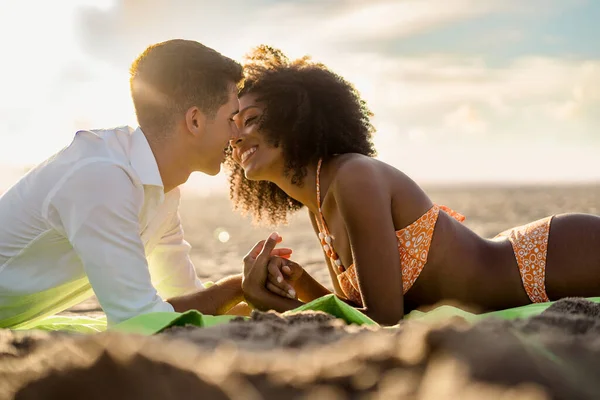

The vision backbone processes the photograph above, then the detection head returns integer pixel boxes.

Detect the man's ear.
[185,106,207,137]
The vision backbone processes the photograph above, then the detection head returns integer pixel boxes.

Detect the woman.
[227,46,600,325]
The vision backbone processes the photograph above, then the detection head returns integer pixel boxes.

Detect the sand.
[3,298,600,399]
[1,184,599,399]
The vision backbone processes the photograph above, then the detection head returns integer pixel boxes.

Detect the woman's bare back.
[318,154,600,313]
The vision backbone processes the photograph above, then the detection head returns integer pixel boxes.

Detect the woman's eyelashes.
[244,115,258,127]
[233,114,259,131]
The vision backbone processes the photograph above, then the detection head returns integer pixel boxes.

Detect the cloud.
[73,0,328,67]
[1,0,598,184]
[553,61,600,121]
[66,0,600,161]
[444,104,487,135]
[71,0,540,67]
[315,0,515,42]
[331,53,600,127]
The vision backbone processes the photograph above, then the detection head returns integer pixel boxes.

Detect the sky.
[0,0,599,193]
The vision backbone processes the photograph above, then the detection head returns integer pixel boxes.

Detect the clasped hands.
[241,232,304,306]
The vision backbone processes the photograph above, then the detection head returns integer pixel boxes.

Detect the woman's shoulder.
[330,154,422,202]
[331,154,403,184]
[332,153,382,173]
[329,154,391,196]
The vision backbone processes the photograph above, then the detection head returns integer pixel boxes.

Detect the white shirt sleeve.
[148,209,204,300]
[46,162,174,326]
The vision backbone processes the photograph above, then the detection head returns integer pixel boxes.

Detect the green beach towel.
[110,295,378,335]
[13,314,108,334]
[284,294,378,325]
[111,311,239,335]
[11,295,600,335]
[404,297,600,324]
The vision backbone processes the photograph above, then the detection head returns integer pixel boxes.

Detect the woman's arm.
[264,212,336,302]
[293,269,331,302]
[333,158,405,325]
[243,278,305,313]
[264,257,331,303]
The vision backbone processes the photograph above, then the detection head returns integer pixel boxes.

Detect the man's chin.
[199,162,221,176]
[207,166,221,176]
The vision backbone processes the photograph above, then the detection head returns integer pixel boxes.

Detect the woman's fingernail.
[277,276,283,283]
[269,232,279,240]
[288,289,296,298]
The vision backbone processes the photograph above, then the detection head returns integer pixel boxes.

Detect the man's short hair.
[130,39,243,137]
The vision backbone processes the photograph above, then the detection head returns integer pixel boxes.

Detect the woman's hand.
[242,232,304,312]
[265,257,304,299]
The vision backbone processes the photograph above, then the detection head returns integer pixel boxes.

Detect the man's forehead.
[226,89,240,111]
[228,83,239,97]
[231,97,240,114]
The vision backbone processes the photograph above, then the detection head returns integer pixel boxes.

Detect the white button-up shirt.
[0,126,203,327]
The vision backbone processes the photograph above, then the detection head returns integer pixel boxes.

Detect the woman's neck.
[271,161,325,216]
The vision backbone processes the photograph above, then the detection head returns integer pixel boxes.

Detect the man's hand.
[242,233,291,275]
[242,232,282,288]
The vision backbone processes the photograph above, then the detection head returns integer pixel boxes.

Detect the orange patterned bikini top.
[314,158,465,306]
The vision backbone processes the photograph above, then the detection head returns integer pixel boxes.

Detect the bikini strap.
[315,158,344,271]
[315,158,330,235]
[316,158,323,211]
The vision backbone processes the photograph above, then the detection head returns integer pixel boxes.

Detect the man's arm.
[48,163,174,326]
[50,163,246,324]
[147,199,246,315]
[167,274,244,315]
[146,203,204,299]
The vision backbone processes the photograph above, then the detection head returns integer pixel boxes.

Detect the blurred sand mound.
[3,298,600,399]
[9,186,599,398]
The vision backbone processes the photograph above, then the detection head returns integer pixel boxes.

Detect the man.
[0,39,289,327]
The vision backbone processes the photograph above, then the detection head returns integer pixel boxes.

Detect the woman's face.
[231,93,285,181]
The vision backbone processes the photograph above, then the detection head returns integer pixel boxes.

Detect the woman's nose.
[230,137,243,148]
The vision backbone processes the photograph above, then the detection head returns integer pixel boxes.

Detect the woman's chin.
[243,166,260,181]
[242,157,276,181]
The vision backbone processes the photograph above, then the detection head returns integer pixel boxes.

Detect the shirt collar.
[130,127,164,188]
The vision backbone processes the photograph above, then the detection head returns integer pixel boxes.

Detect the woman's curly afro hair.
[225,45,376,226]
